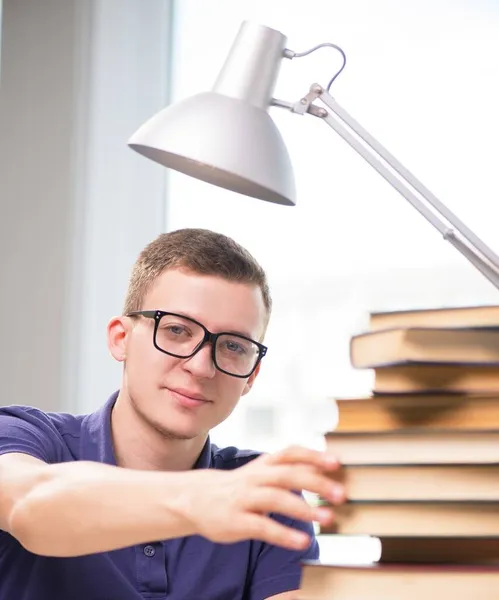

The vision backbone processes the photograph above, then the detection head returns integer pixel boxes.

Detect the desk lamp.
[128,21,499,290]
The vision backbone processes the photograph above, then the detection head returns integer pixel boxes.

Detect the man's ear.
[241,362,262,396]
[107,316,131,362]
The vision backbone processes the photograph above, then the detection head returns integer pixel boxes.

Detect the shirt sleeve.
[0,406,61,463]
[248,510,320,600]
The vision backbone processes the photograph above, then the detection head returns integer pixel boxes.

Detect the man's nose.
[183,343,217,378]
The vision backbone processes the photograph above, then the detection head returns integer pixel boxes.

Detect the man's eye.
[224,340,246,354]
[165,325,187,336]
[168,325,185,335]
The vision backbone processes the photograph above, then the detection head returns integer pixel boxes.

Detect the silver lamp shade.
[128,22,296,206]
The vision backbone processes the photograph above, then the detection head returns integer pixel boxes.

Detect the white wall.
[0,0,173,413]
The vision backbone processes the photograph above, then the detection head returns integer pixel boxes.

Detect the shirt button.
[143,545,156,557]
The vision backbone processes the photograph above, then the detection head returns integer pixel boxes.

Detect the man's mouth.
[167,387,211,409]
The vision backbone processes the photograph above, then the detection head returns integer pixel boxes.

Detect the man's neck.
[110,392,208,472]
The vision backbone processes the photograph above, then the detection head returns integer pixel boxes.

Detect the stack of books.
[298,304,499,599]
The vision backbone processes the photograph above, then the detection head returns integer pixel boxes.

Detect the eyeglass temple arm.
[126,310,157,318]
[271,85,499,291]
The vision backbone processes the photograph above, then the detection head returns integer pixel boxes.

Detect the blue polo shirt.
[0,392,319,600]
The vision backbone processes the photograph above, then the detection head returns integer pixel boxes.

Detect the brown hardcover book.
[335,463,499,501]
[378,536,499,564]
[369,304,499,331]
[297,561,499,600]
[324,429,499,464]
[373,363,499,394]
[334,394,499,432]
[322,500,499,536]
[350,327,499,368]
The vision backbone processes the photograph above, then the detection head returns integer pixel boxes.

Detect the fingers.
[248,487,336,526]
[253,446,345,504]
[258,464,345,505]
[240,513,313,551]
[264,445,340,471]
[245,487,304,520]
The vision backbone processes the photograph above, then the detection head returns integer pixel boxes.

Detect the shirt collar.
[79,391,118,465]
[193,436,213,469]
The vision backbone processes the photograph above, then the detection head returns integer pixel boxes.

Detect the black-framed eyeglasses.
[126,310,268,378]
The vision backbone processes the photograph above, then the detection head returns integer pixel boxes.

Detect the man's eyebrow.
[165,310,256,340]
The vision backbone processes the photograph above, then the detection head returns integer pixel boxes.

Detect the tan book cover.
[334,394,499,432]
[335,463,499,501]
[324,500,499,536]
[369,304,499,330]
[297,561,499,600]
[373,363,499,394]
[324,429,499,465]
[350,327,499,368]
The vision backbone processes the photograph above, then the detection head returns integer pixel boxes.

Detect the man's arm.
[267,592,298,599]
[0,453,199,556]
[0,446,342,557]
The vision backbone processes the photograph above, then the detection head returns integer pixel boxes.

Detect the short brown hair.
[123,228,272,318]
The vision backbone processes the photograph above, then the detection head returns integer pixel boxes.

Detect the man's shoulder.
[0,404,85,445]
[211,444,263,470]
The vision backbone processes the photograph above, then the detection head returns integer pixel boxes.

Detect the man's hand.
[176,445,345,550]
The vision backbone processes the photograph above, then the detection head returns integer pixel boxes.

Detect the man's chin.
[151,421,198,441]
[152,412,207,441]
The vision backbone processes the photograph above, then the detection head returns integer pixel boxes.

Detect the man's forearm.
[9,460,197,557]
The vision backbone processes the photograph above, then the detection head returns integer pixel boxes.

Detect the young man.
[0,228,344,600]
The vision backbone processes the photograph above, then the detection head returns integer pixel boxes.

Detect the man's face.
[114,268,268,440]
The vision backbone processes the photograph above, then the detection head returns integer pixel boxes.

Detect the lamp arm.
[272,86,499,291]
